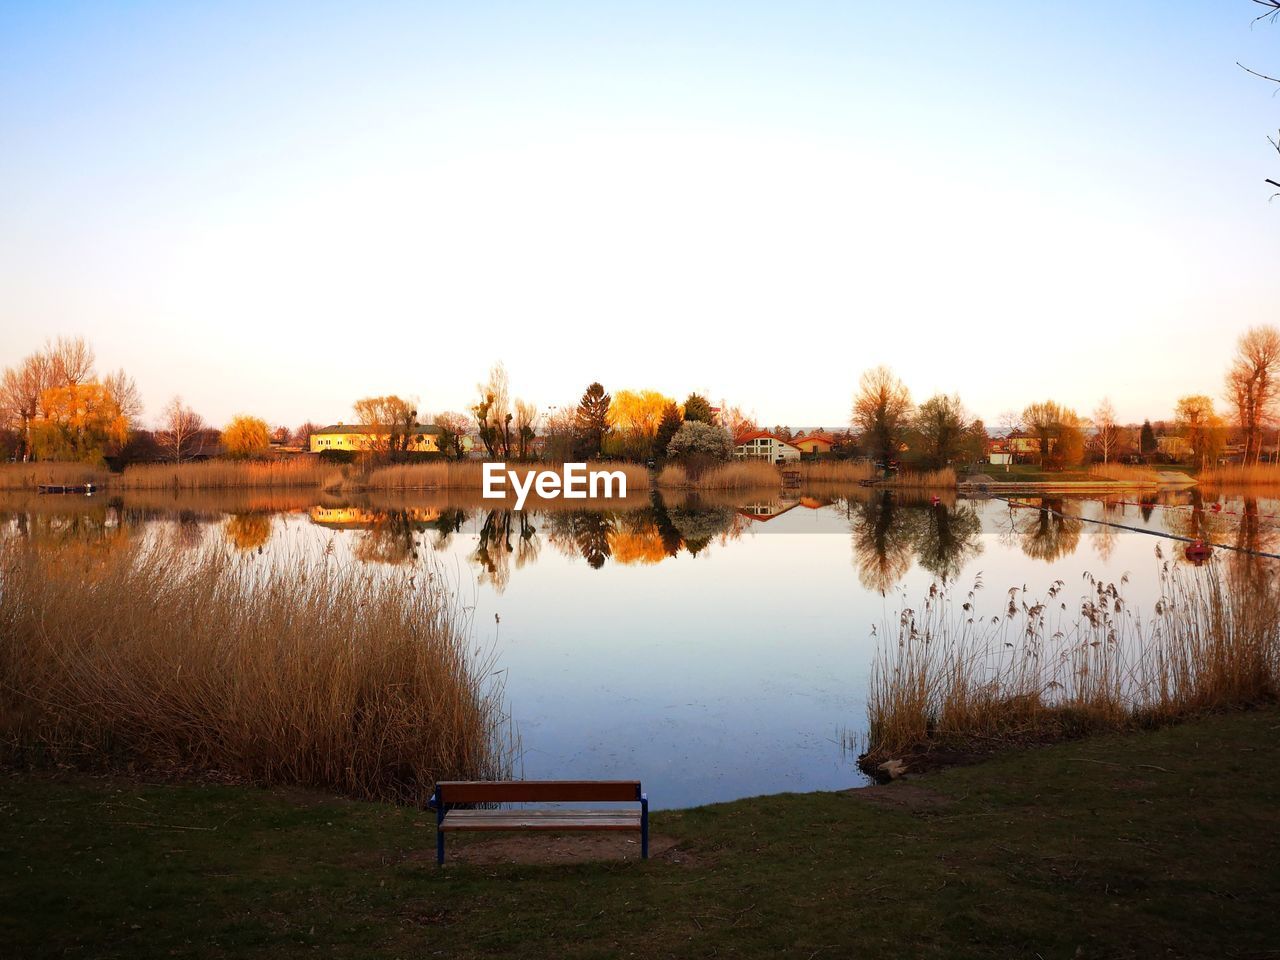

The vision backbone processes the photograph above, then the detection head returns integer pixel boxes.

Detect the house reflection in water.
[736,498,800,522]
[308,505,443,530]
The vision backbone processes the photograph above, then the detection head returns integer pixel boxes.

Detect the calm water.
[5,486,1277,809]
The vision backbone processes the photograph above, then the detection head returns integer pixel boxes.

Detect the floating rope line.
[993,496,1280,563]
[1058,493,1280,522]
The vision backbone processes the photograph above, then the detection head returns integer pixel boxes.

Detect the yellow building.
[309,423,443,453]
[792,432,835,454]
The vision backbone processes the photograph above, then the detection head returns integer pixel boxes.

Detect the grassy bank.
[0,540,509,803]
[862,558,1279,771]
[2,709,1278,958]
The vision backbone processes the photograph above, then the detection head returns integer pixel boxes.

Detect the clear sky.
[1,1,1277,430]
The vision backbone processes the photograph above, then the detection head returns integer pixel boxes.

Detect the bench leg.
[641,794,649,860]
[436,806,446,866]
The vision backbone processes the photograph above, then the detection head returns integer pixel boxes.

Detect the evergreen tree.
[1140,419,1157,458]
[683,393,714,424]
[654,401,683,459]
[574,382,610,458]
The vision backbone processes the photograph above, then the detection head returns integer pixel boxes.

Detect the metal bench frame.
[429,780,649,865]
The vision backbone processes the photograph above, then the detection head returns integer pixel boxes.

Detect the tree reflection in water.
[841,492,983,593]
[915,501,983,582]
[996,498,1082,563]
[225,512,272,552]
[847,492,916,593]
[355,509,421,566]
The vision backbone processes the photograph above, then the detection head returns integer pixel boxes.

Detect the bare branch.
[1238,61,1280,85]
[1253,0,1280,24]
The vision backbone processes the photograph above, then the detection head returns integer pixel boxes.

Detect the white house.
[733,430,802,463]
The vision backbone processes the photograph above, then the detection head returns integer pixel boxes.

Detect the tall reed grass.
[119,459,341,490]
[0,462,110,490]
[862,557,1279,770]
[1199,463,1280,487]
[0,540,510,803]
[1086,463,1164,483]
[880,467,957,489]
[794,460,876,484]
[657,460,779,489]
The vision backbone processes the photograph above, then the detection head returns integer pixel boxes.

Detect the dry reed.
[1086,463,1164,483]
[657,460,779,489]
[0,462,110,490]
[880,467,957,489]
[0,539,510,803]
[794,460,876,484]
[119,459,341,490]
[862,557,1280,769]
[1199,463,1280,488]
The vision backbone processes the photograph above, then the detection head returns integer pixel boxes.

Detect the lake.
[4,485,1275,809]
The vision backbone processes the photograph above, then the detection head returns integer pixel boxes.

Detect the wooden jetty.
[36,483,98,495]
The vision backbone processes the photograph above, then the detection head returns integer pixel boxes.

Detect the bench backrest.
[435,780,641,804]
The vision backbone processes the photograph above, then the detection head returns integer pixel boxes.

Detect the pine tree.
[1140,419,1157,458]
[574,382,610,458]
[683,393,713,424]
[654,402,683,460]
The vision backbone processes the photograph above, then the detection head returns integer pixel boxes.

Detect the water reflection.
[225,512,272,552]
[5,488,1280,598]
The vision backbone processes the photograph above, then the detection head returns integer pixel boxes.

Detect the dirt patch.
[419,832,698,866]
[847,782,956,813]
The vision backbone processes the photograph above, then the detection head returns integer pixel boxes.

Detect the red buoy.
[1185,539,1213,564]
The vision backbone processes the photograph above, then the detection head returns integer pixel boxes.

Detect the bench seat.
[430,779,649,864]
[440,809,641,831]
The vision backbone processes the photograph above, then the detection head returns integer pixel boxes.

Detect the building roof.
[734,429,800,448]
[792,431,835,445]
[314,423,443,435]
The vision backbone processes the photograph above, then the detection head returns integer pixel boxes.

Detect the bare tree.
[1092,398,1121,464]
[1176,394,1225,469]
[473,363,512,459]
[46,335,95,387]
[717,402,759,439]
[993,407,1024,437]
[514,398,540,460]
[156,396,207,462]
[0,352,54,460]
[103,369,143,425]
[852,366,913,465]
[352,395,419,458]
[1224,325,1280,464]
[433,411,472,460]
[1023,400,1086,467]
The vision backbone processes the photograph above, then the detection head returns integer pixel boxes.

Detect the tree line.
[5,326,1280,469]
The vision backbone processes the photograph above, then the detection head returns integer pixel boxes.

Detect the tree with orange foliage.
[222,415,272,459]
[607,389,675,459]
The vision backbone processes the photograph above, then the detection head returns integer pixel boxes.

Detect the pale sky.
[1,1,1277,430]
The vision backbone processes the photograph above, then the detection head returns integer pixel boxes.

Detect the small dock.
[36,483,98,495]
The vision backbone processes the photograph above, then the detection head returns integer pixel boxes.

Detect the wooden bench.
[429,780,649,865]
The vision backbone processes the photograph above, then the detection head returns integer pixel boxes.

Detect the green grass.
[4,709,1280,958]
